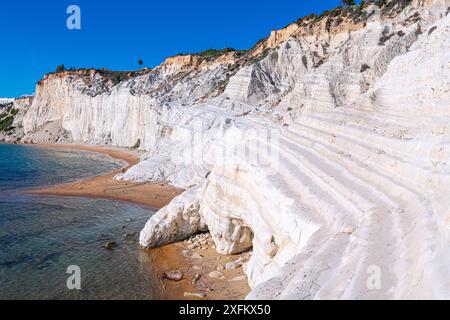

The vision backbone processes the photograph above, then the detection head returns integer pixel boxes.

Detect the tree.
[342,0,356,6]
[138,59,144,68]
[56,64,66,72]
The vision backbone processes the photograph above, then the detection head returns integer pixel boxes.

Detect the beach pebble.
[187,243,199,250]
[205,286,213,293]
[163,270,183,281]
[184,292,207,298]
[191,253,204,260]
[216,264,224,272]
[123,233,136,240]
[229,275,247,282]
[192,273,201,286]
[225,261,242,270]
[342,227,355,235]
[208,271,224,279]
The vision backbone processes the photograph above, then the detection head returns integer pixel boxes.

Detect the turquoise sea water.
[0,144,160,299]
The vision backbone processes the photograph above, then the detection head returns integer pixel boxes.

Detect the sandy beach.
[26,143,250,300]
[27,144,182,209]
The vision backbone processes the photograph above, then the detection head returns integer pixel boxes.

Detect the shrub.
[0,115,14,132]
[132,138,141,149]
[305,13,318,21]
[360,63,371,72]
[56,64,65,72]
[342,0,356,6]
[10,108,19,116]
[313,57,325,68]
[378,26,394,45]
[250,37,267,50]
[428,26,437,35]
[246,48,271,65]
[415,25,422,35]
[330,7,343,17]
[378,34,394,45]
[197,48,235,59]
[302,56,308,68]
[381,0,413,16]
[335,16,344,26]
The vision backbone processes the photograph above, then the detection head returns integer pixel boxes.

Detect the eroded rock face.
[140,187,208,248]
[0,98,14,105]
[0,96,34,143]
[19,0,450,299]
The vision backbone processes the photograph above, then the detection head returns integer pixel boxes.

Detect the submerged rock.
[104,241,117,250]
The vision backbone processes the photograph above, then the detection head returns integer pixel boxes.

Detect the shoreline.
[23,143,250,300]
[26,144,182,209]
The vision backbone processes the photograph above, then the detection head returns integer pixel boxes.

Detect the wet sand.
[26,143,250,300]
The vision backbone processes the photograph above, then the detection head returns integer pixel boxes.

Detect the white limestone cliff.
[0,96,34,143]
[18,0,450,299]
[0,98,14,105]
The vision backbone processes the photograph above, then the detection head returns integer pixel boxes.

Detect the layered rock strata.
[15,0,450,299]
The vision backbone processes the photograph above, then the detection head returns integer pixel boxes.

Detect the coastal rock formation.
[0,98,14,105]
[13,0,450,299]
[0,96,33,143]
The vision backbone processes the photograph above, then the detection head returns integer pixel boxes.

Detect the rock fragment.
[163,270,184,281]
[192,273,201,286]
[208,271,225,279]
[184,292,207,298]
[104,241,117,250]
[191,252,204,260]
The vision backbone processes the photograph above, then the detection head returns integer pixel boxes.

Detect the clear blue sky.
[0,0,343,97]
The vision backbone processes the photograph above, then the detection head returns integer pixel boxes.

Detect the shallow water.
[0,144,160,299]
